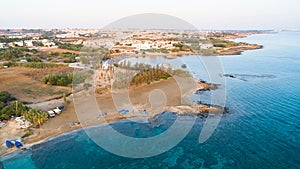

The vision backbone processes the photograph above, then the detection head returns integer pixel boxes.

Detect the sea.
[1,31,300,169]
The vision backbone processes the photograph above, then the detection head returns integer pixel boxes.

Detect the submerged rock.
[224,74,237,78]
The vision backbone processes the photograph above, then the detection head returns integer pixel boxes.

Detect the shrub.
[54,41,83,51]
[26,56,42,62]
[19,62,65,68]
[0,48,26,60]
[213,44,226,48]
[0,91,16,104]
[43,74,73,86]
[84,83,92,90]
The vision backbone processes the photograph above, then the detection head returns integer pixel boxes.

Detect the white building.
[20,59,28,63]
[0,43,6,48]
[14,41,24,47]
[200,43,214,49]
[41,39,56,47]
[56,33,80,39]
[24,40,34,47]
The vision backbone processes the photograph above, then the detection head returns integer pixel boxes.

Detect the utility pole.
[15,101,18,116]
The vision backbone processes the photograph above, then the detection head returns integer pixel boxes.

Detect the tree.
[54,41,83,51]
[63,93,67,103]
[23,109,48,127]
[0,101,5,110]
[33,41,44,47]
[0,101,28,121]
[0,91,16,103]
[43,74,72,86]
[1,48,24,60]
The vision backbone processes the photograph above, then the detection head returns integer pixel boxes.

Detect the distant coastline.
[106,31,269,58]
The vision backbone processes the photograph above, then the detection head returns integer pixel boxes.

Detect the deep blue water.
[1,31,300,169]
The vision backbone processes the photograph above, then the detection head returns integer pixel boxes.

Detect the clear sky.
[0,0,299,30]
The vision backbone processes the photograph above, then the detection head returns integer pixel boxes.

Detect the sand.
[0,75,203,156]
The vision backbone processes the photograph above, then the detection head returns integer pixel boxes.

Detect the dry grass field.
[0,66,73,103]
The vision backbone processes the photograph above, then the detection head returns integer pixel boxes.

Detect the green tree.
[0,91,16,103]
[0,101,5,109]
[32,41,44,47]
[13,101,28,116]
[23,109,48,127]
[63,93,67,103]
[1,48,24,60]
[43,74,73,86]
[0,101,28,120]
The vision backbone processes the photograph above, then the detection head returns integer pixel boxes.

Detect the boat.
[181,64,187,69]
[15,140,23,148]
[6,140,15,148]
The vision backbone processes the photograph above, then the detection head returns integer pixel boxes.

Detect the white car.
[48,110,56,117]
[53,108,61,114]
[0,122,6,127]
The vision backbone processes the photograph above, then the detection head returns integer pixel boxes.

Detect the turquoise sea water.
[1,31,300,168]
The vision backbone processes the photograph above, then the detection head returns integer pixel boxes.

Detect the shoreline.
[0,32,262,158]
[0,77,222,158]
[1,103,225,159]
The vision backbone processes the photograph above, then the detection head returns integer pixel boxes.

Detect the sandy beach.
[1,73,218,156]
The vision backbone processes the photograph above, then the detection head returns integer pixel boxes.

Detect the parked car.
[0,122,6,127]
[57,106,65,111]
[53,108,61,114]
[48,110,56,117]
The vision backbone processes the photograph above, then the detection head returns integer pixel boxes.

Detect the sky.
[0,0,299,30]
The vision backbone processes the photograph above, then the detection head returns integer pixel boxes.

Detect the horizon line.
[0,27,281,31]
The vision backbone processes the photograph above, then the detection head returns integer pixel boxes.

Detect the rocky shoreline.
[216,43,263,55]
[108,42,263,57]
